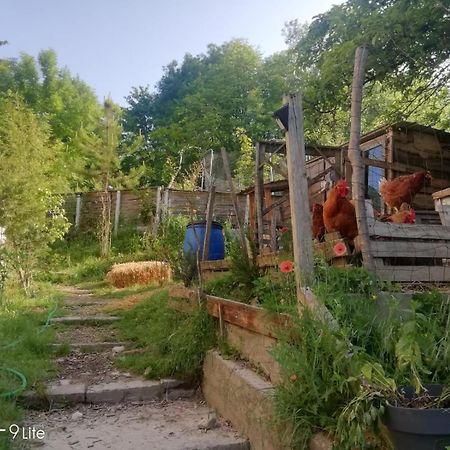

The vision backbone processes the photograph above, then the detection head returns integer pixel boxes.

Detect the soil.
[55,325,121,344]
[53,350,132,385]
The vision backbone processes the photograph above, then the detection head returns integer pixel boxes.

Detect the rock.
[198,413,219,430]
[60,379,72,386]
[71,411,83,421]
[112,346,125,354]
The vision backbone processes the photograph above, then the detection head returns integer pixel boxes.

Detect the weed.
[116,289,217,380]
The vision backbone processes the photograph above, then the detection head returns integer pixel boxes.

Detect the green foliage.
[272,267,450,449]
[0,286,58,448]
[0,94,69,293]
[116,289,217,379]
[0,50,101,188]
[227,236,261,303]
[286,0,450,140]
[123,40,279,186]
[142,215,196,284]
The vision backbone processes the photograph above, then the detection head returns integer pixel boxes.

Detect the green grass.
[115,289,217,380]
[0,286,59,449]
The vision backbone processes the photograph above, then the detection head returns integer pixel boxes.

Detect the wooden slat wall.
[63,188,246,232]
[364,219,450,282]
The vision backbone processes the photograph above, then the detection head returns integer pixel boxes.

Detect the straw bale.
[106,261,172,288]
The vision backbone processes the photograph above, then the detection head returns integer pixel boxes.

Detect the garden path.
[21,286,249,450]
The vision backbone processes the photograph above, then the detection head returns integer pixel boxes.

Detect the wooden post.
[285,93,315,309]
[221,147,249,260]
[113,190,121,237]
[162,187,170,219]
[202,185,216,261]
[152,186,162,235]
[255,142,265,252]
[348,45,375,272]
[75,193,82,230]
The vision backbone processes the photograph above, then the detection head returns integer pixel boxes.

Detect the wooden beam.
[204,294,293,338]
[113,190,121,237]
[75,193,82,230]
[255,142,265,251]
[202,185,216,261]
[370,240,450,258]
[368,219,450,239]
[374,265,450,283]
[152,186,162,235]
[285,93,315,308]
[221,147,249,260]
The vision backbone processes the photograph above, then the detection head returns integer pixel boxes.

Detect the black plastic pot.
[383,385,450,450]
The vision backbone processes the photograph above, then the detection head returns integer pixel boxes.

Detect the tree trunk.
[348,45,375,272]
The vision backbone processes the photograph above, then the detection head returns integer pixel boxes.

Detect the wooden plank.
[256,252,280,268]
[152,186,162,235]
[255,142,265,251]
[75,193,82,230]
[285,94,314,285]
[374,265,450,282]
[202,185,216,261]
[368,220,450,240]
[199,260,230,271]
[221,147,249,260]
[204,294,293,338]
[370,240,450,258]
[113,190,121,237]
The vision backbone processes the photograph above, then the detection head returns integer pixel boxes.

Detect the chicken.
[379,203,416,224]
[379,171,431,210]
[323,180,358,243]
[311,203,325,241]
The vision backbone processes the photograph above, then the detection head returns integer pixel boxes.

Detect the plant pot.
[383,385,450,450]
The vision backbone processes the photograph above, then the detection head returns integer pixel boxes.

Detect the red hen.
[379,171,431,210]
[323,180,358,243]
[311,203,325,241]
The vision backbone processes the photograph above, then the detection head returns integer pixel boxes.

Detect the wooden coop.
[239,121,450,283]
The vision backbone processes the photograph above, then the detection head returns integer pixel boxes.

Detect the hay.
[106,261,172,289]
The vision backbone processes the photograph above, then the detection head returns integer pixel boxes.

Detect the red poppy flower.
[279,260,294,273]
[333,242,347,257]
[279,226,289,234]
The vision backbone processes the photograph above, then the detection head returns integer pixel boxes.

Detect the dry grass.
[106,261,172,289]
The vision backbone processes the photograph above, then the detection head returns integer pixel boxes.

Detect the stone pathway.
[20,287,248,450]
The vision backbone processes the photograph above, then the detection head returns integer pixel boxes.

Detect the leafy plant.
[116,289,217,380]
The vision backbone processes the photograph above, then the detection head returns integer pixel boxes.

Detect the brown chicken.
[311,203,325,241]
[323,180,358,243]
[379,171,431,209]
[379,203,416,224]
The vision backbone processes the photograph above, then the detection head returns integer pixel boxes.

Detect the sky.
[1,0,342,106]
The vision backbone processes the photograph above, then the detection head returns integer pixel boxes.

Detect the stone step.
[51,341,130,352]
[23,399,249,450]
[21,378,196,408]
[50,315,120,325]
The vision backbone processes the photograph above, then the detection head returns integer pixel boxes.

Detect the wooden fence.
[63,187,247,234]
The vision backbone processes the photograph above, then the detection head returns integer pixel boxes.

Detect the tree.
[0,49,102,188]
[0,94,69,293]
[124,40,280,186]
[287,0,450,138]
[83,99,143,257]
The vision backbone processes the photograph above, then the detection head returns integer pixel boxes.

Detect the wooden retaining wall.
[64,187,246,233]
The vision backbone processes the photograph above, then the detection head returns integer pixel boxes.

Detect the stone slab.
[85,379,163,403]
[50,315,120,325]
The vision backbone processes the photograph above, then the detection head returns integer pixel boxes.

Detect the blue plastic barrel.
[183,221,225,261]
